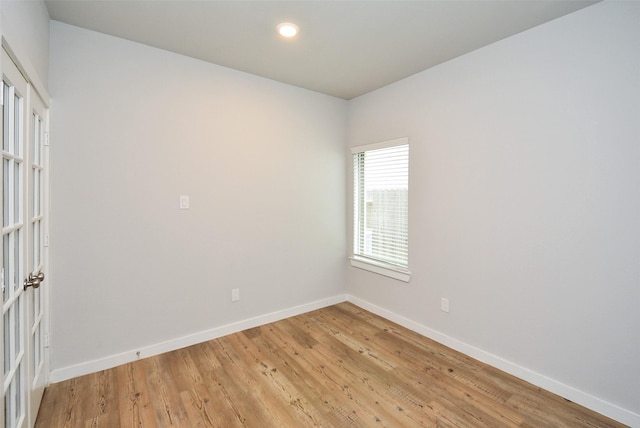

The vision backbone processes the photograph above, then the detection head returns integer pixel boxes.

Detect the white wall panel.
[346,1,640,423]
[48,21,347,374]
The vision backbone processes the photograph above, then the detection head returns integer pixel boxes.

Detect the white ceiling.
[45,0,599,100]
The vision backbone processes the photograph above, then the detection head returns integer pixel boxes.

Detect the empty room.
[0,0,638,426]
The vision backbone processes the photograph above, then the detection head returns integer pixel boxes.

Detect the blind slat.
[353,141,409,268]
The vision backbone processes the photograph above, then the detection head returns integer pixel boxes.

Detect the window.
[351,138,410,282]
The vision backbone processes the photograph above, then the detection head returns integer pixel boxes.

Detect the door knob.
[23,278,40,290]
[23,272,45,290]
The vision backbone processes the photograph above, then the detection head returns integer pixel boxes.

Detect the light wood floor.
[36,303,626,427]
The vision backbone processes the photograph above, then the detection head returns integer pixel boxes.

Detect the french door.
[1,47,48,428]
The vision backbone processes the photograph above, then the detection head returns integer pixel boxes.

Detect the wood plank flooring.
[35,303,626,427]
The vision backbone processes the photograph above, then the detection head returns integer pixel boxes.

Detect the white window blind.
[352,138,409,271]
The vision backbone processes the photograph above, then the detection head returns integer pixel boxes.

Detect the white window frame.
[350,137,411,282]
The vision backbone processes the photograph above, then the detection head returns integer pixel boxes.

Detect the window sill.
[349,257,411,283]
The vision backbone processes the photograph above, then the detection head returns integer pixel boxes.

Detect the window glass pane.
[354,141,409,268]
[15,363,23,423]
[15,296,21,356]
[4,309,11,375]
[34,324,41,373]
[33,114,41,165]
[35,169,40,216]
[38,117,43,164]
[14,229,20,291]
[14,94,20,155]
[33,220,40,269]
[32,169,36,218]
[3,159,9,227]
[3,82,9,152]
[14,162,20,223]
[3,234,9,303]
[4,380,12,427]
[37,220,42,267]
[35,281,41,317]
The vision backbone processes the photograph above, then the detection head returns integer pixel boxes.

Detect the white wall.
[0,0,49,91]
[48,22,347,373]
[347,1,639,423]
[47,2,639,424]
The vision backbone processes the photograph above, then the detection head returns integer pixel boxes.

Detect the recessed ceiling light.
[277,23,299,38]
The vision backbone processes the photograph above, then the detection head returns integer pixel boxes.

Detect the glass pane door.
[2,48,28,428]
[2,46,48,428]
[27,86,47,425]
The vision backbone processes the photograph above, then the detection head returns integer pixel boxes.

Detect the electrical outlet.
[231,288,240,302]
[441,297,450,313]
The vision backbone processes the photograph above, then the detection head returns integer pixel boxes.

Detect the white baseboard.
[49,293,638,427]
[49,294,348,384]
[346,295,639,428]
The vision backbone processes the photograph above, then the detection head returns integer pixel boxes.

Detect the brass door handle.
[23,272,45,290]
